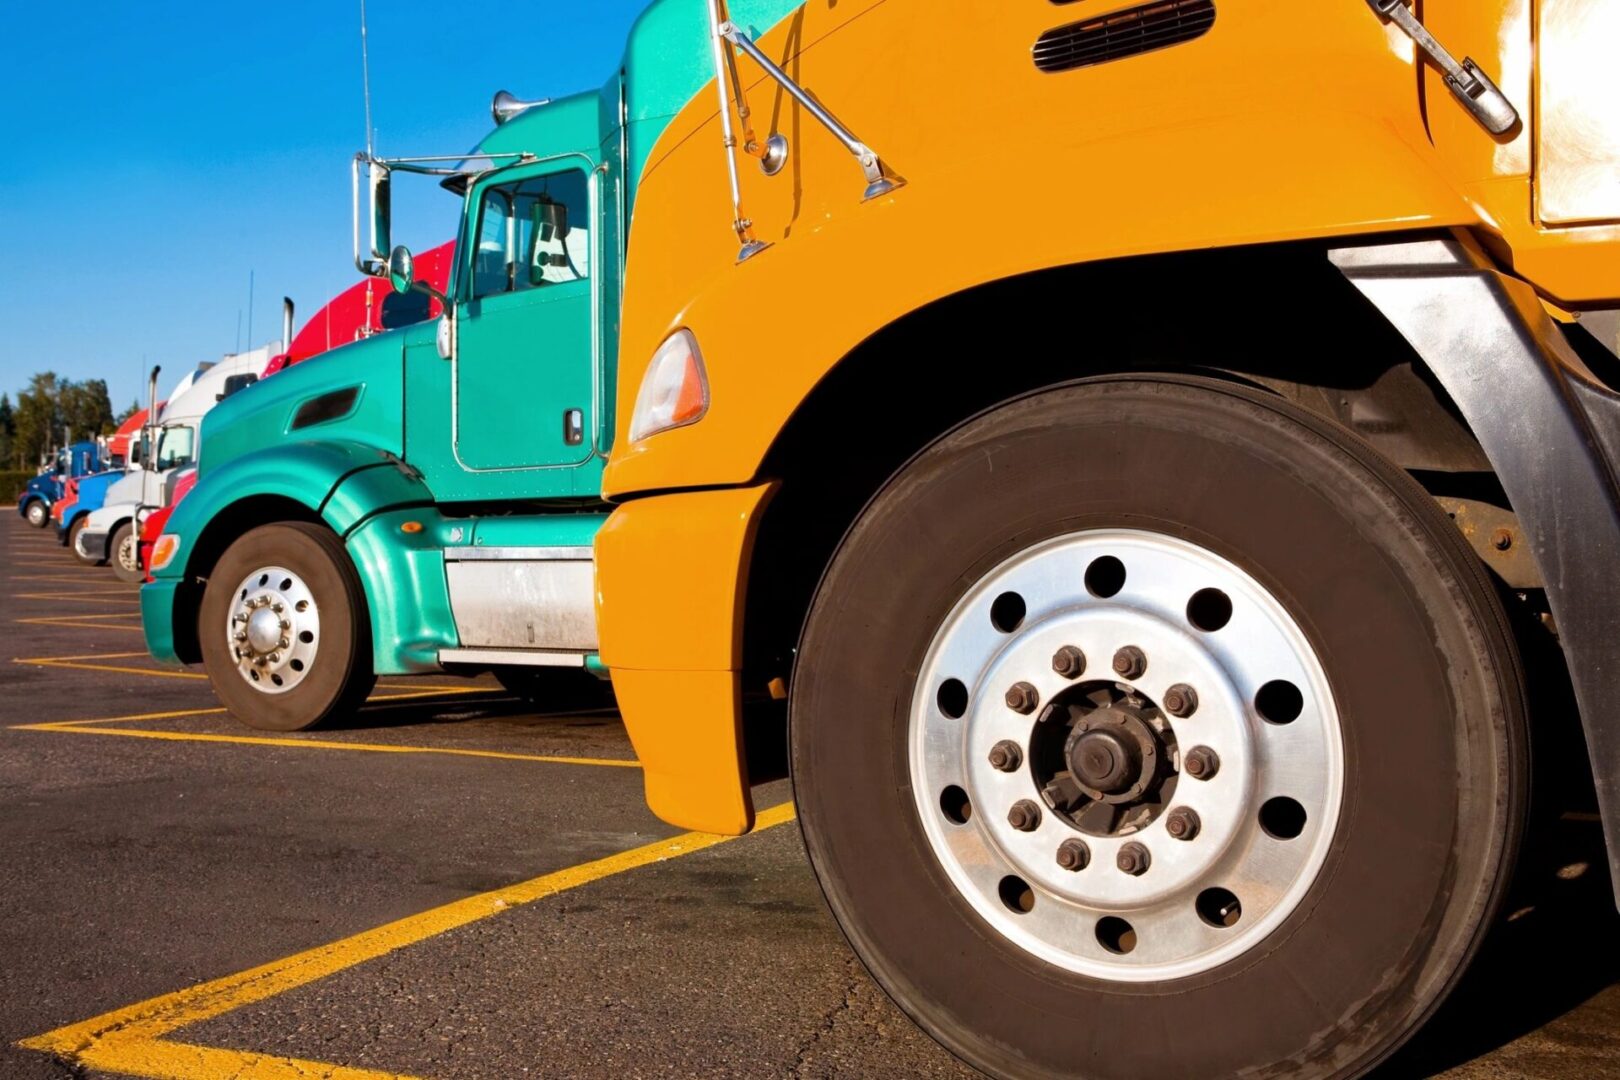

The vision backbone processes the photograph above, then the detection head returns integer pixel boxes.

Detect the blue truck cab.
[18,441,103,528]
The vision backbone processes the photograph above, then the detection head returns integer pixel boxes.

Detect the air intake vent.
[1034,0,1215,75]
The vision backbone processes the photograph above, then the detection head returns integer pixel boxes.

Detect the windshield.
[156,426,196,471]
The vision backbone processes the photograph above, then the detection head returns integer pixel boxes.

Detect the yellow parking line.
[16,618,144,633]
[15,591,141,606]
[19,802,796,1080]
[13,721,640,768]
[14,656,206,680]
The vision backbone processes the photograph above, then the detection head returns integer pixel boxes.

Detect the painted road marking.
[16,615,145,633]
[18,802,796,1080]
[14,591,141,606]
[13,698,640,768]
[14,651,207,680]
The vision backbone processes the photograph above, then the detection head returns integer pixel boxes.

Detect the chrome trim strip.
[438,647,587,668]
[441,545,593,562]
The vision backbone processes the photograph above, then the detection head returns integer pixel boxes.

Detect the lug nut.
[1112,646,1147,680]
[267,652,281,664]
[1056,838,1091,871]
[272,602,285,614]
[233,631,248,643]
[1008,799,1042,832]
[1163,684,1198,718]
[1051,645,1087,680]
[1117,841,1151,876]
[279,619,291,630]
[1166,807,1201,841]
[1183,746,1220,781]
[278,636,290,649]
[988,740,1024,772]
[1005,682,1039,714]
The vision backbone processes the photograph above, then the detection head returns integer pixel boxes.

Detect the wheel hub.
[245,607,284,654]
[1071,727,1136,793]
[910,529,1343,981]
[226,566,320,695]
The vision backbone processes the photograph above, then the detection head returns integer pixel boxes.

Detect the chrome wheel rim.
[27,502,46,526]
[910,529,1342,982]
[117,532,140,575]
[226,566,320,695]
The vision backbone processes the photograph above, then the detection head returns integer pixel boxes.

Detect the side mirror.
[353,155,393,275]
[388,245,415,295]
[369,162,392,261]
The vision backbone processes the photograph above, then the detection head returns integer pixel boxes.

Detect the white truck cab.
[79,345,274,579]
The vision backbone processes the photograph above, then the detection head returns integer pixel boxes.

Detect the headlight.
[149,534,181,573]
[629,329,709,443]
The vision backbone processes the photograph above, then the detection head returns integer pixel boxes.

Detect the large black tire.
[792,377,1527,1079]
[109,522,143,582]
[199,522,376,732]
[24,499,48,528]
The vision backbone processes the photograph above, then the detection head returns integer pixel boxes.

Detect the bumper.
[141,579,184,665]
[75,526,108,561]
[595,482,776,835]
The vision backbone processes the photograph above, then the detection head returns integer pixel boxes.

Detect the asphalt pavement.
[2,513,1618,1079]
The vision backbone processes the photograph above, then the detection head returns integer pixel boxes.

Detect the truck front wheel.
[792,377,1526,1079]
[25,499,48,528]
[110,523,143,583]
[199,522,376,732]
[68,517,100,566]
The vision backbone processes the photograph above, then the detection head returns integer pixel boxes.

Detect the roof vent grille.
[1034,0,1216,75]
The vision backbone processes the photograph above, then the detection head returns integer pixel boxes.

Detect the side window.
[157,427,196,471]
[471,170,590,301]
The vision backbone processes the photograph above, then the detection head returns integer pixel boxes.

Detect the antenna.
[359,0,376,156]
[235,310,242,354]
[246,269,255,350]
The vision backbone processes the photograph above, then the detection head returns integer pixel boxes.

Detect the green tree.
[60,378,116,438]
[116,398,141,424]
[13,372,60,468]
[0,394,13,468]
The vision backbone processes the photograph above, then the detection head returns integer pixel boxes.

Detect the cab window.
[156,427,195,470]
[471,170,590,300]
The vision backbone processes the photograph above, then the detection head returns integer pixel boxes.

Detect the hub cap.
[117,532,140,574]
[226,566,320,695]
[910,530,1342,981]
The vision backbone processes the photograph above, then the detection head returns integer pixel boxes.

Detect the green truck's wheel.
[25,499,48,528]
[200,522,375,732]
[792,377,1527,1079]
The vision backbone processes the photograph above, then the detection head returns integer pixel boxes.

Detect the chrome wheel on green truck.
[792,378,1526,1079]
[199,523,375,732]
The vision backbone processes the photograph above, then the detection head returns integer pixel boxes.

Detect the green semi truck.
[141,0,800,731]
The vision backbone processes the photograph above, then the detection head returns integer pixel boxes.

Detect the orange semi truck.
[597,1,1620,1076]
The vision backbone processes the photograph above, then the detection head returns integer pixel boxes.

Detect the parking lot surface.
[3,513,1619,1079]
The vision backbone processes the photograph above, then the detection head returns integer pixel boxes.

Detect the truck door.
[452,158,597,474]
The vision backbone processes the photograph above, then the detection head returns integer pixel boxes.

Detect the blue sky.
[0,1,653,411]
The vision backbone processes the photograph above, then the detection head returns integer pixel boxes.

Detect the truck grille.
[1034,0,1216,74]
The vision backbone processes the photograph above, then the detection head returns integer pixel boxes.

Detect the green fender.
[150,440,454,674]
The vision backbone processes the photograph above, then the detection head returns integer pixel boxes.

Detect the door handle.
[563,409,584,446]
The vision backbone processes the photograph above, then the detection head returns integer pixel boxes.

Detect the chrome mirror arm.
[718,20,904,201]
[706,0,770,262]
